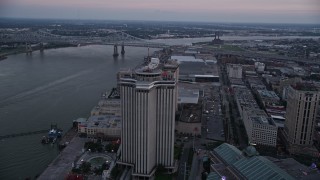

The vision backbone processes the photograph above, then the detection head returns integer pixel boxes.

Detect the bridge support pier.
[40,43,44,52]
[113,44,119,57]
[25,43,32,54]
[121,43,125,55]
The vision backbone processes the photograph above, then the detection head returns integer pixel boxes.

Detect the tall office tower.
[284,83,320,153]
[117,58,179,178]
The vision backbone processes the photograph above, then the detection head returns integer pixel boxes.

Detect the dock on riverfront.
[58,127,78,149]
[38,135,87,180]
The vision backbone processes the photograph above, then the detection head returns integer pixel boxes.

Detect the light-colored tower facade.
[227,64,242,79]
[284,84,320,147]
[118,58,179,178]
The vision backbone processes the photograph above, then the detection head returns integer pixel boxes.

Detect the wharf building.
[284,83,320,155]
[77,89,121,140]
[117,58,179,179]
[77,115,121,139]
[91,88,121,116]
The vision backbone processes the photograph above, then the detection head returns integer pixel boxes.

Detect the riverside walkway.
[38,136,87,180]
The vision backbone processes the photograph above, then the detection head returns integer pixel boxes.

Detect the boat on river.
[41,124,62,144]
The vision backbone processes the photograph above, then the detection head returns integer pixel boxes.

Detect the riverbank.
[38,136,87,180]
[0,43,77,58]
[37,126,79,178]
[58,127,78,149]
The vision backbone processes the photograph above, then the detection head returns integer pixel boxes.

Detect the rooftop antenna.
[148,47,150,57]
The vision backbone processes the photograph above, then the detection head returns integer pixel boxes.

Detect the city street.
[201,85,224,141]
[220,65,248,148]
[177,142,192,180]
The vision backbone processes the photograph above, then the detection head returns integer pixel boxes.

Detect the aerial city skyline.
[1,0,320,24]
[1,0,320,179]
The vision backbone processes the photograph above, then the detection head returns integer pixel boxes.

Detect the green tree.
[80,162,91,174]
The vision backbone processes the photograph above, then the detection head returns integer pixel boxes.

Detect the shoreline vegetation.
[0,43,77,59]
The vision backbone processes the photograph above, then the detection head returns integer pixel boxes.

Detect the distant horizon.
[1,0,319,24]
[1,17,320,26]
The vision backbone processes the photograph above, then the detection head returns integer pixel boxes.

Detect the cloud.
[1,0,319,23]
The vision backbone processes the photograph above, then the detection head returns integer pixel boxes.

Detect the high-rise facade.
[284,84,320,149]
[117,58,179,178]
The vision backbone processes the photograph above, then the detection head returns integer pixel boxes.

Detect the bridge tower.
[25,43,32,54]
[39,43,44,52]
[113,44,119,57]
[121,42,125,55]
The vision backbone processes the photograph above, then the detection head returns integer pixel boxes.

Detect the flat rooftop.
[211,143,295,180]
[251,116,275,126]
[266,157,320,180]
[257,90,280,100]
[178,87,199,104]
[230,78,245,85]
[175,61,219,78]
[234,87,260,109]
[171,55,203,63]
[81,115,121,129]
[292,83,318,91]
[247,76,265,86]
[244,108,276,126]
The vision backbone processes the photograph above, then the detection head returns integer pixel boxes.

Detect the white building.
[78,115,121,139]
[178,87,199,104]
[234,86,259,118]
[117,58,179,179]
[242,108,278,147]
[91,88,121,116]
[227,64,242,79]
[254,62,265,72]
[284,84,320,147]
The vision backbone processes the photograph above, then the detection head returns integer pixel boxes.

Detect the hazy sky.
[1,0,319,24]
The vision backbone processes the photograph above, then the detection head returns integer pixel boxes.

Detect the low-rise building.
[246,76,266,90]
[178,87,199,104]
[229,78,246,87]
[91,88,121,116]
[233,86,259,118]
[78,115,121,139]
[255,62,265,72]
[256,90,280,107]
[227,64,242,79]
[170,55,219,82]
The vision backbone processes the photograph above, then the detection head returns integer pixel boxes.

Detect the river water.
[0,45,158,179]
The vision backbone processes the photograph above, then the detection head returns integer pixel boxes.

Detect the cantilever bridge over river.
[0,45,159,179]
